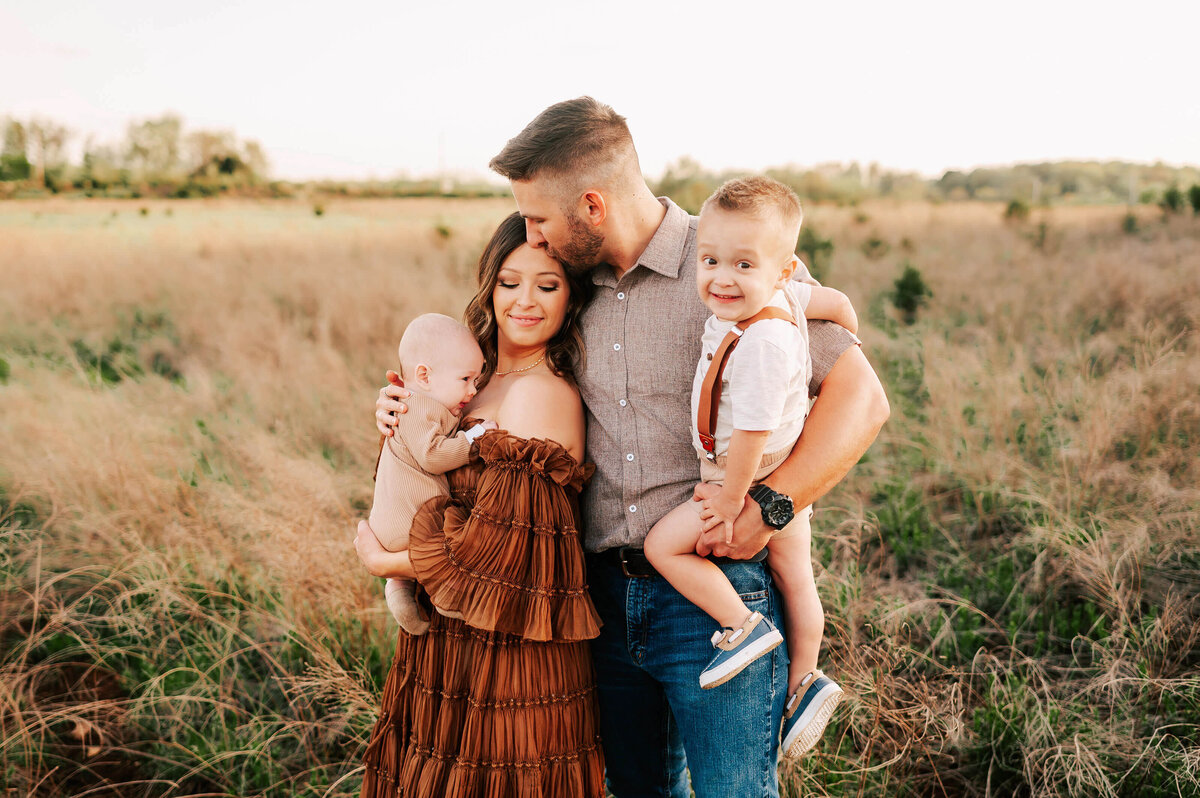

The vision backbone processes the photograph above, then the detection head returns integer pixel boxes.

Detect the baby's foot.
[780,670,843,758]
[385,577,429,635]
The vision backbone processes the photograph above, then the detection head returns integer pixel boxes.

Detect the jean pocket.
[737,589,768,603]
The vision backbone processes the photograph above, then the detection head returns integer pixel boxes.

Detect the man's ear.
[580,190,607,227]
[413,363,432,388]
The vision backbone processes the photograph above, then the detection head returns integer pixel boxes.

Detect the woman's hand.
[354,520,415,579]
[376,371,410,436]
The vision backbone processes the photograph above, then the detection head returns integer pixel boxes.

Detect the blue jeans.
[587,552,788,798]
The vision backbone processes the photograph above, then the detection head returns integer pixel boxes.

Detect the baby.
[644,177,857,758]
[368,313,494,634]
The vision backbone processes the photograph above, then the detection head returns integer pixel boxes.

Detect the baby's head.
[397,314,485,416]
[696,177,802,322]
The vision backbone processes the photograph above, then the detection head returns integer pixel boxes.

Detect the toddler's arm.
[805,286,858,334]
[700,429,771,543]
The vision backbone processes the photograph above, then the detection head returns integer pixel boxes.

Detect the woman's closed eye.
[498,281,518,289]
[537,284,560,293]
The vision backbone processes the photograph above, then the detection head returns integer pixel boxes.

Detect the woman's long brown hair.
[464,212,592,389]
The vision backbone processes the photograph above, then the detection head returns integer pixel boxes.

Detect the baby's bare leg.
[767,510,823,694]
[644,499,752,629]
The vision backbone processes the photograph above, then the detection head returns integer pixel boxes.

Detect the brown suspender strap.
[697,307,797,460]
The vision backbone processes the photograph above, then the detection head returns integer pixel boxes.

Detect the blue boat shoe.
[699,611,784,689]
[780,669,843,758]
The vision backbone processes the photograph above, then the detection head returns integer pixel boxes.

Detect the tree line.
[2,112,1197,205]
[653,156,1200,213]
[0,114,268,197]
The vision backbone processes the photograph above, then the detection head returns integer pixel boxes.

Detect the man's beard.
[548,213,604,277]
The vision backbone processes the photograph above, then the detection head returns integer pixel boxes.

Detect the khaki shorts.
[695,445,813,540]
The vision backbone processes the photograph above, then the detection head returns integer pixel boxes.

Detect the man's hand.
[375,371,411,436]
[693,483,774,559]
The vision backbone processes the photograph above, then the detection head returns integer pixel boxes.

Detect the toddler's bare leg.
[767,511,824,694]
[644,499,752,629]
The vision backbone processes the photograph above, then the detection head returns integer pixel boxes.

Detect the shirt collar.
[592,197,691,286]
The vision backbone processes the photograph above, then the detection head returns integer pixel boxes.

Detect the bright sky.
[2,0,1196,181]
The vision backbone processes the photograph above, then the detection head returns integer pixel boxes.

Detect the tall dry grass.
[1,197,1198,797]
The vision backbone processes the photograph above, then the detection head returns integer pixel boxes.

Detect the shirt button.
[619,399,628,407]
[617,292,626,300]
[626,453,634,461]
[613,343,621,351]
[628,504,637,513]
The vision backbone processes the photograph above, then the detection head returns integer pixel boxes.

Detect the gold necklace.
[495,352,547,376]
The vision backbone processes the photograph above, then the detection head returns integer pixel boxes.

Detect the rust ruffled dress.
[361,430,605,798]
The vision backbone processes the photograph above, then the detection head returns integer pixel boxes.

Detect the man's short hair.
[489,97,636,187]
[700,176,804,236]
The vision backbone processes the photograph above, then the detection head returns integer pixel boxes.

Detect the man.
[375,97,888,797]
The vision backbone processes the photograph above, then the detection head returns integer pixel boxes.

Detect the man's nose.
[525,220,546,248]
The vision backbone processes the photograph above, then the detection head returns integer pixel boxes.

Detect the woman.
[354,212,604,798]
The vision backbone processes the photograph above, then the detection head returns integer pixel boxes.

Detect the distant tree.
[1,119,32,181]
[80,136,127,190]
[1188,185,1200,214]
[186,129,239,172]
[125,114,183,181]
[3,119,27,156]
[27,118,71,188]
[242,140,268,180]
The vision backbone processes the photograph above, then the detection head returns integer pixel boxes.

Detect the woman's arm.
[496,375,585,463]
[355,519,416,579]
[805,286,858,334]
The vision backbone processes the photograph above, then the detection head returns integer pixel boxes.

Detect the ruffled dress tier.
[361,431,605,798]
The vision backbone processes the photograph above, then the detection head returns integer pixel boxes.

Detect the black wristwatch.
[747,485,794,530]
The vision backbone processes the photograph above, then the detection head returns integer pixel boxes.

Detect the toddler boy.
[644,177,856,757]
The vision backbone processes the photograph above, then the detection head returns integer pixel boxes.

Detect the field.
[1,197,1198,797]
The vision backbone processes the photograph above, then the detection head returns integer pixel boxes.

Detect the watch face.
[752,486,794,529]
[763,497,792,527]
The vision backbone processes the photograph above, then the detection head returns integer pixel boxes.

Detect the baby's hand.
[699,493,745,544]
[462,419,499,444]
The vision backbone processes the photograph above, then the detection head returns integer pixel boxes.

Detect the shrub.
[891,261,932,324]
[1004,199,1030,222]
[1161,185,1184,214]
[1188,184,1200,214]
[1122,212,1139,235]
[1027,221,1049,251]
[312,203,325,217]
[861,235,890,259]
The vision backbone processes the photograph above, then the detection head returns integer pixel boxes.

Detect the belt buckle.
[619,547,636,578]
